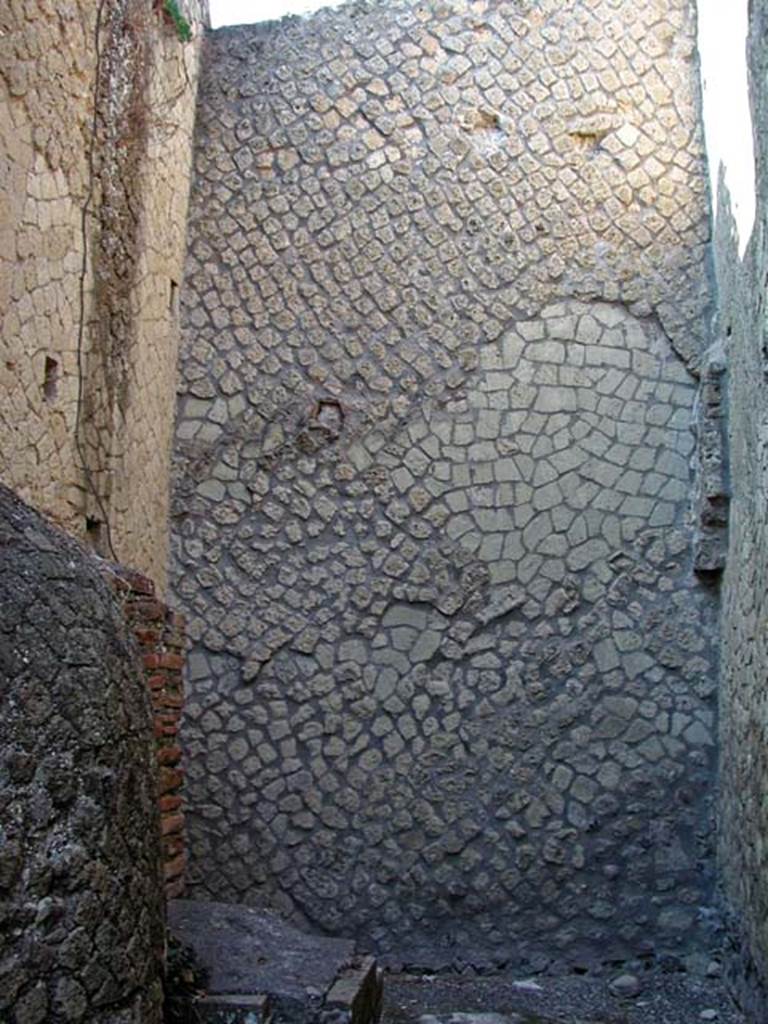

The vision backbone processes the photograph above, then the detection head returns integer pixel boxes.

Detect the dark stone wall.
[0,484,164,1024]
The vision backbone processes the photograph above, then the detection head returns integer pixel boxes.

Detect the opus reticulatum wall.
[172,0,719,967]
[0,484,165,1024]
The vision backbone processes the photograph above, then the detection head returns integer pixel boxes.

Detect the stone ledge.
[197,993,272,1024]
[169,900,383,1024]
[321,956,383,1024]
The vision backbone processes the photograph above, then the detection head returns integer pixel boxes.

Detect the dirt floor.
[381,969,747,1024]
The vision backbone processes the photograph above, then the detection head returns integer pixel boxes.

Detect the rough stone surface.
[691,340,728,573]
[171,0,719,966]
[0,0,206,591]
[710,0,768,1018]
[0,483,164,1024]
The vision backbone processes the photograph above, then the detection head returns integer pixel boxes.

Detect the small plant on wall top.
[158,0,193,42]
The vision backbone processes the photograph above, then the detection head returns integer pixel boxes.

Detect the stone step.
[198,993,272,1024]
[168,899,383,1024]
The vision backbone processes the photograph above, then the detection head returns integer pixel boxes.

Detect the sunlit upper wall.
[210,1,756,255]
[209,0,345,27]
[697,0,756,257]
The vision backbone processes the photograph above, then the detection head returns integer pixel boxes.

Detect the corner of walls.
[698,0,768,1017]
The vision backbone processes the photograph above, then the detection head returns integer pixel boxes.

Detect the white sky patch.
[209,0,346,27]
[697,0,755,257]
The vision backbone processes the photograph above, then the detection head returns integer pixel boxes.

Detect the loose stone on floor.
[381,970,747,1024]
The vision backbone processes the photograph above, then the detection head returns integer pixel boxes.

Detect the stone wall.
[173,0,720,967]
[705,0,768,1016]
[0,483,165,1024]
[0,0,207,592]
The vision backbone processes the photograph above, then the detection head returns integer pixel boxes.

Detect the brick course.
[110,565,188,899]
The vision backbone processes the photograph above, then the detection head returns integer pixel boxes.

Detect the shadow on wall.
[0,484,165,1024]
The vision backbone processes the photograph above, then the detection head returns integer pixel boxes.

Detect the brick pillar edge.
[107,566,188,900]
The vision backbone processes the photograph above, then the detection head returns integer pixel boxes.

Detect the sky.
[697,0,755,255]
[209,0,343,26]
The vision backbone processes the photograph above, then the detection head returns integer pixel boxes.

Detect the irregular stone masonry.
[109,566,189,900]
[173,0,719,967]
[0,484,164,1024]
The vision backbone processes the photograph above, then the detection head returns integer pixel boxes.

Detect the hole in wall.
[85,516,105,553]
[311,398,344,437]
[568,130,607,151]
[42,356,59,403]
[169,279,179,317]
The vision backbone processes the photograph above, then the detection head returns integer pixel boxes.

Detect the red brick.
[164,833,185,857]
[122,570,155,595]
[134,628,161,645]
[161,812,185,836]
[158,652,185,670]
[132,599,165,621]
[163,852,187,880]
[157,745,182,767]
[106,565,188,896]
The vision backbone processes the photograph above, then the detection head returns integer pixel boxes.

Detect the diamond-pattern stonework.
[173,0,718,968]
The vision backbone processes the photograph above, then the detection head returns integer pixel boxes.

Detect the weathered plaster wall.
[0,484,165,1024]
[173,0,719,967]
[0,0,207,591]
[702,0,768,1017]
